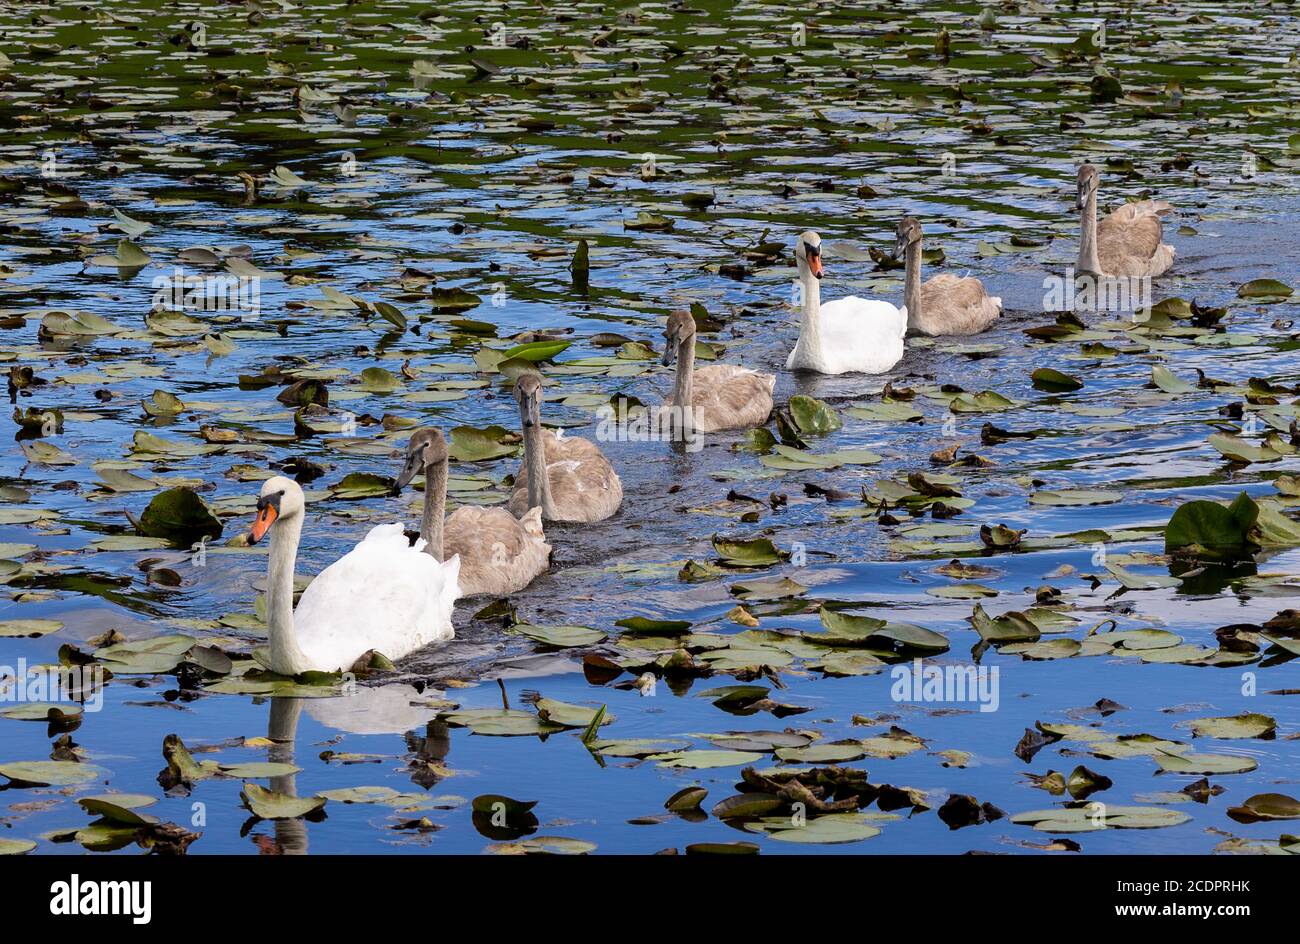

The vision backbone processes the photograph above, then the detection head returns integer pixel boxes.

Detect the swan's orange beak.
[249,502,278,544]
[808,252,823,279]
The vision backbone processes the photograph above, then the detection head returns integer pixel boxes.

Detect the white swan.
[247,476,460,675]
[395,427,551,597]
[786,230,907,375]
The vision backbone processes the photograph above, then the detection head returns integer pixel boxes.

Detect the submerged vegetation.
[0,0,1299,854]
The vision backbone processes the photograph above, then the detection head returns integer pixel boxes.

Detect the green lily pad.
[1237,278,1293,299]
[241,782,326,819]
[746,813,882,844]
[787,395,842,435]
[0,703,83,722]
[0,619,63,637]
[534,698,614,729]
[441,708,565,737]
[1189,714,1276,739]
[712,535,784,567]
[653,749,765,769]
[135,487,223,544]
[1031,367,1084,392]
[774,742,865,764]
[1029,489,1123,507]
[0,761,106,786]
[1153,751,1258,775]
[448,425,518,462]
[513,624,606,647]
[1227,793,1300,822]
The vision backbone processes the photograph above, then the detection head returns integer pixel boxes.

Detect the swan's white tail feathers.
[442,553,462,607]
[362,521,408,543]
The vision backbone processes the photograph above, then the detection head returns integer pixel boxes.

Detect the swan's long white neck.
[670,335,696,440]
[799,264,823,355]
[903,239,923,333]
[1078,190,1102,275]
[266,511,313,676]
[420,456,447,562]
[523,422,558,519]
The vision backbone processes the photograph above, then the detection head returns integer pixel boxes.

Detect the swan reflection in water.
[265,697,308,855]
[256,653,580,851]
[259,688,454,854]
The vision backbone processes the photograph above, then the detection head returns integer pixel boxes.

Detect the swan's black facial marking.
[393,450,425,493]
[518,388,540,428]
[661,333,678,367]
[255,490,284,514]
[802,241,824,279]
[893,219,921,259]
[514,376,544,429]
[250,489,285,543]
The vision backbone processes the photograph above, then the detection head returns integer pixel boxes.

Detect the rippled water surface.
[1,0,1299,854]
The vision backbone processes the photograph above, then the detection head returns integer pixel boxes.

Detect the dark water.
[0,0,1298,854]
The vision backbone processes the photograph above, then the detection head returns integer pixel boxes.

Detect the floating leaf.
[787,395,842,435]
[241,783,326,820]
[0,761,105,787]
[1031,368,1083,392]
[1237,278,1293,299]
[513,624,606,648]
[1189,714,1275,740]
[135,487,223,544]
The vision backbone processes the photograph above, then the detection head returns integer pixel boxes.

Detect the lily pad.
[241,783,326,819]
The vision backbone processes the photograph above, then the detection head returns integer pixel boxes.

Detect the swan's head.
[894,217,922,259]
[394,427,448,493]
[514,373,544,430]
[661,310,697,367]
[248,476,304,544]
[1077,163,1099,210]
[795,230,823,280]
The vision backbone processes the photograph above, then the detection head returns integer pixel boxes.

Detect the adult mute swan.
[661,309,775,437]
[1076,164,1175,278]
[893,217,1001,337]
[394,427,551,597]
[787,230,907,375]
[247,476,460,675]
[507,374,623,523]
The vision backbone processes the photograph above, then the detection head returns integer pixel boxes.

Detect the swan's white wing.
[815,296,907,373]
[292,522,460,671]
[821,296,907,338]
